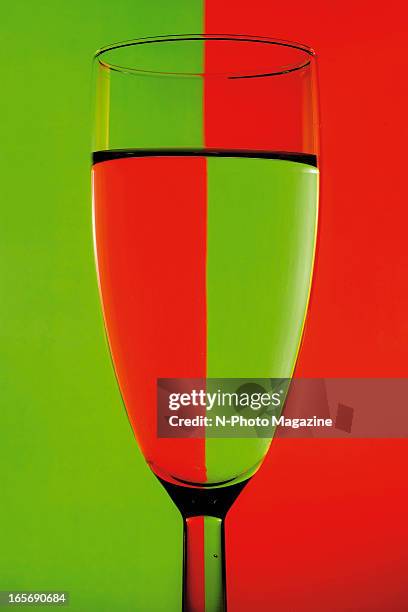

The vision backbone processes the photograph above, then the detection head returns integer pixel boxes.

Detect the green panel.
[0,1,203,610]
[206,158,318,484]
[108,70,204,149]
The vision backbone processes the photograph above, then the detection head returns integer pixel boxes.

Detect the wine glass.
[91,34,319,612]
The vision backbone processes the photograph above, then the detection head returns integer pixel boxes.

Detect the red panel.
[203,38,313,152]
[227,439,408,611]
[205,2,408,610]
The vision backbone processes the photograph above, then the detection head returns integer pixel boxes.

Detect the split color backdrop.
[1,1,407,610]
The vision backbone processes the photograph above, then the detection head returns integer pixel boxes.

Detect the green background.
[1,1,203,609]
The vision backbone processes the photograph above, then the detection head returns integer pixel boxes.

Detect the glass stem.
[183,515,226,612]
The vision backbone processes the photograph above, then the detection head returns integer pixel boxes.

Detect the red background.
[204,2,408,610]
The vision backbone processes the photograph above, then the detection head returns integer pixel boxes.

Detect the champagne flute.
[92,34,319,612]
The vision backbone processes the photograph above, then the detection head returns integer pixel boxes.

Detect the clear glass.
[92,34,319,611]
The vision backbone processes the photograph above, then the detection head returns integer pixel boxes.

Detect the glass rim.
[94,33,316,79]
